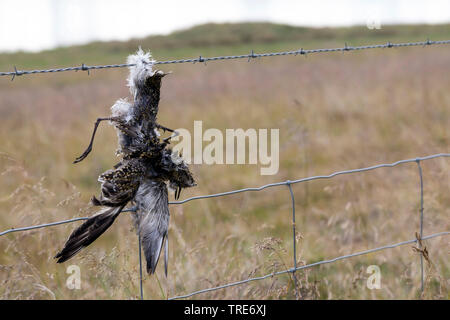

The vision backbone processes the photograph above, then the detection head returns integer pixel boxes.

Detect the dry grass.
[0,43,449,300]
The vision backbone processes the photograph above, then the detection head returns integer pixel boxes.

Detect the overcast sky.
[1,0,449,52]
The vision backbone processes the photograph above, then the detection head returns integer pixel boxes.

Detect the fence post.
[138,233,144,300]
[415,159,424,296]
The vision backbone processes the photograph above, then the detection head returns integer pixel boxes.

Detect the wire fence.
[1,39,450,80]
[1,38,449,299]
[1,153,449,299]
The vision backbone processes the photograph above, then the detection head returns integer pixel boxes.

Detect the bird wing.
[55,159,145,263]
[133,179,170,275]
[94,159,144,207]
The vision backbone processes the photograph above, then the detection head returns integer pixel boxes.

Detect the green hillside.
[1,22,449,72]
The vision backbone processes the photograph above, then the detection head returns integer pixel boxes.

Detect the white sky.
[0,0,449,52]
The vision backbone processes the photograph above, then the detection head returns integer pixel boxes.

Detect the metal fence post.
[286,181,299,299]
[138,233,144,300]
[416,159,424,295]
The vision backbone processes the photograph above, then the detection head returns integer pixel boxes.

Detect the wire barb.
[80,63,90,75]
[248,49,257,62]
[11,66,23,81]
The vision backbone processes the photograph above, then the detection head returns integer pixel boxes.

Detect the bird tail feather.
[134,180,170,275]
[54,205,125,263]
[140,229,168,275]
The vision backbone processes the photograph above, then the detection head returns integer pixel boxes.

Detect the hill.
[1,22,450,71]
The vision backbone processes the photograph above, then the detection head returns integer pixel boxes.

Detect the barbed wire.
[1,152,448,299]
[1,39,450,80]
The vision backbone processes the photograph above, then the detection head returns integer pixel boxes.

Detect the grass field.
[0,23,449,300]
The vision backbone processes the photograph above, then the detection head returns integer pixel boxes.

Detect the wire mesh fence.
[1,153,449,299]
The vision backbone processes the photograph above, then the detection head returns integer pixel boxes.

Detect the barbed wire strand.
[1,153,449,299]
[1,39,450,80]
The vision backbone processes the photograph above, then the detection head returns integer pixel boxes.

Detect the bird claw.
[73,148,91,164]
[162,130,179,143]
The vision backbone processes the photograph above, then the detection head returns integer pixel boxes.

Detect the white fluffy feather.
[170,150,184,165]
[127,47,156,97]
[111,98,133,123]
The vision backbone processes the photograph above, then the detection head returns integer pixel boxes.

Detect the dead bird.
[55,49,196,275]
[73,48,175,164]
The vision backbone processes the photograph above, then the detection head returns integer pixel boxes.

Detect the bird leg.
[74,117,116,164]
[156,123,179,143]
[156,124,175,133]
[174,186,182,200]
